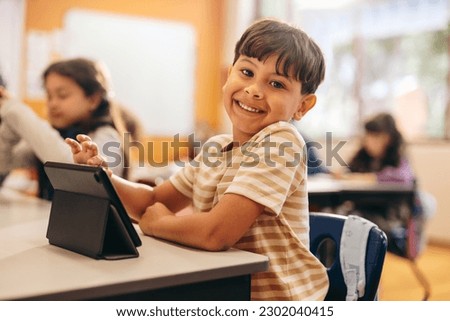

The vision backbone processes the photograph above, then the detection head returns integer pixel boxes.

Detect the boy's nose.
[245,83,263,99]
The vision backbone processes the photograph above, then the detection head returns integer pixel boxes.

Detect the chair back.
[309,212,387,300]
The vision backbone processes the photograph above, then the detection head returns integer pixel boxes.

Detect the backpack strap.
[340,215,377,301]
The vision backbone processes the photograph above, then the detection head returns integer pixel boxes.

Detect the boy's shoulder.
[203,133,233,148]
[253,121,304,145]
[202,122,305,150]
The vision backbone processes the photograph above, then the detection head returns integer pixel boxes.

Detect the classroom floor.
[378,243,450,300]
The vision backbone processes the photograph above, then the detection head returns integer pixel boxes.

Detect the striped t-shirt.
[170,121,329,300]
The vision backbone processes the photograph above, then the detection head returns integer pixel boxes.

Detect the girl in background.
[0,57,130,199]
[347,112,415,184]
[343,112,435,258]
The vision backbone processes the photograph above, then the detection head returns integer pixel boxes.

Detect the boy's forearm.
[140,209,227,251]
[110,174,155,221]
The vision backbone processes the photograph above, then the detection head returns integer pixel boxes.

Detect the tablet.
[43,161,142,248]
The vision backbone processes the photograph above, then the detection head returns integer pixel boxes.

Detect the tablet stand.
[46,190,139,260]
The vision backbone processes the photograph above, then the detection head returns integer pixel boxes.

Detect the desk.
[308,176,431,299]
[307,176,416,258]
[0,188,268,301]
[308,176,415,210]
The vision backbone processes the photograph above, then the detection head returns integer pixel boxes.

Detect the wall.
[409,143,450,245]
[0,0,25,97]
[22,0,227,163]
[24,0,225,131]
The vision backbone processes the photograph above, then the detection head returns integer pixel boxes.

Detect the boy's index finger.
[65,138,82,153]
[80,140,100,155]
[76,134,92,143]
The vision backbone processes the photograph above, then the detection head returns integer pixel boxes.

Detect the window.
[256,0,449,140]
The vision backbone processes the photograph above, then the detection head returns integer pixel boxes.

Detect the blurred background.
[1,0,449,300]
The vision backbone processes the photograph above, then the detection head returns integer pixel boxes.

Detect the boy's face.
[222,54,316,144]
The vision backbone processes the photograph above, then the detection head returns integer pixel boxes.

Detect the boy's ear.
[222,65,233,91]
[293,94,316,121]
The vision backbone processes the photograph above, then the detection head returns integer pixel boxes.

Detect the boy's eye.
[241,69,253,77]
[270,81,285,89]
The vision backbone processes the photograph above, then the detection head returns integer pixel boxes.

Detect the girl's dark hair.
[349,113,405,172]
[233,18,325,94]
[43,58,118,133]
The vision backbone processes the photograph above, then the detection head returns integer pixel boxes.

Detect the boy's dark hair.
[233,18,325,94]
[349,112,404,172]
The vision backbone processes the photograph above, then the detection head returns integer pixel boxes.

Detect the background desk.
[0,188,268,301]
[307,176,416,258]
[308,176,415,211]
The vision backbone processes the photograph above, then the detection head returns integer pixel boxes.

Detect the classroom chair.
[309,212,387,301]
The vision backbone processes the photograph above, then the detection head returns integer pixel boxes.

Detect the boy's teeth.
[238,102,261,113]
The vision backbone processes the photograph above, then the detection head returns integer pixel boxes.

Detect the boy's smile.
[222,55,316,144]
[236,100,264,114]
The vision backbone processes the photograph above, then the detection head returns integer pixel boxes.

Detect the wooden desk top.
[0,188,268,300]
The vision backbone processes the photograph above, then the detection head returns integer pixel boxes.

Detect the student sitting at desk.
[337,112,433,258]
[345,112,415,184]
[66,18,329,300]
[0,58,130,199]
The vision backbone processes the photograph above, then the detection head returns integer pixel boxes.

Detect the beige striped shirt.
[170,121,329,300]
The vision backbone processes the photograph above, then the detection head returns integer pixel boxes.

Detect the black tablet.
[44,161,142,248]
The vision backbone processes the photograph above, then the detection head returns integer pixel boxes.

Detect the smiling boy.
[66,18,329,300]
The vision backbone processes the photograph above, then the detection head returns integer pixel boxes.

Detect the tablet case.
[44,162,141,260]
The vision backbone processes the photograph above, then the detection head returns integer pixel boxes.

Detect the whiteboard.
[63,9,196,136]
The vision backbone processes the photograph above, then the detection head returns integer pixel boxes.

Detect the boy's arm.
[66,134,191,220]
[138,193,264,251]
[111,176,191,221]
[65,135,105,167]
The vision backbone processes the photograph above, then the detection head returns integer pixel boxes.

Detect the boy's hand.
[65,134,107,167]
[138,202,174,235]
